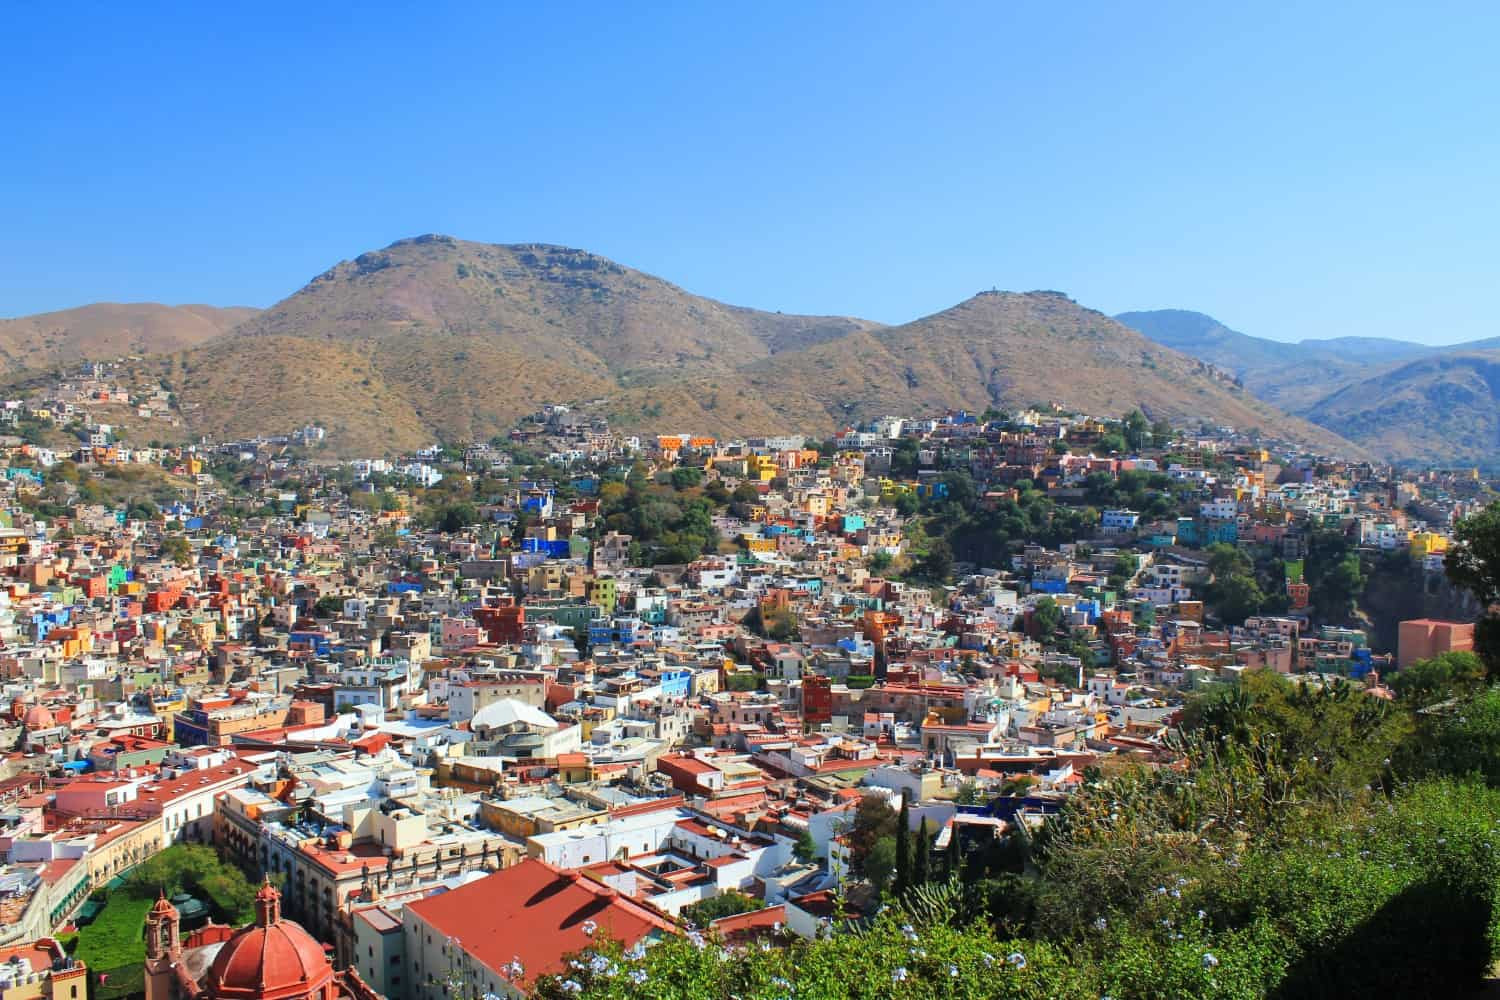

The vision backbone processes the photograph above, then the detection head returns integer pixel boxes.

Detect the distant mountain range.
[0,303,256,373]
[1116,309,1500,467]
[0,238,1383,459]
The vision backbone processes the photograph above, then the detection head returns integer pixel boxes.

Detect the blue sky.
[2,3,1495,345]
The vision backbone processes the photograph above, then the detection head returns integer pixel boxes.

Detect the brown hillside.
[0,302,256,372]
[170,235,878,451]
[160,238,1360,457]
[720,292,1360,453]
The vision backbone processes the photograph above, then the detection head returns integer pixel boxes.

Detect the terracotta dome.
[205,883,334,1000]
[22,705,54,730]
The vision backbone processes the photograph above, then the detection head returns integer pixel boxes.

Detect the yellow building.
[1410,531,1449,559]
[587,577,618,616]
[747,454,778,481]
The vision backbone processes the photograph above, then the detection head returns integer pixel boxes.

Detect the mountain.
[724,292,1355,451]
[1113,309,1294,374]
[169,235,881,454]
[1119,308,1500,466]
[150,237,1361,457]
[0,302,257,372]
[1306,351,1500,467]
[1296,336,1432,364]
[1112,308,1388,412]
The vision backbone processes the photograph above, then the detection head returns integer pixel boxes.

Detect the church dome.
[205,883,334,1000]
[22,705,54,729]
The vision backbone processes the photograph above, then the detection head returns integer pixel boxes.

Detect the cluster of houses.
[0,393,1485,999]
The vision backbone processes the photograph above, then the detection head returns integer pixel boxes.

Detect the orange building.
[1397,618,1475,668]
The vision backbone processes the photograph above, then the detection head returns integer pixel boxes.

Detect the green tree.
[161,535,193,565]
[793,829,817,864]
[911,818,931,887]
[894,799,911,896]
[955,780,985,805]
[1446,506,1500,676]
[1389,651,1485,706]
[669,467,703,491]
[1032,597,1063,637]
[1122,410,1150,452]
[436,502,478,534]
[865,836,898,893]
[845,794,899,874]
[1208,571,1265,626]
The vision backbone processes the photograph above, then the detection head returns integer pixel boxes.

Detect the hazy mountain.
[1296,336,1432,364]
[1119,308,1500,465]
[1306,351,1500,467]
[1113,309,1295,374]
[0,302,257,372]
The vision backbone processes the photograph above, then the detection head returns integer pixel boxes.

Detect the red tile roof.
[710,904,787,945]
[405,859,677,989]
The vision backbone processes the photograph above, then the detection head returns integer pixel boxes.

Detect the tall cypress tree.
[912,817,931,887]
[893,798,911,896]
[946,819,962,880]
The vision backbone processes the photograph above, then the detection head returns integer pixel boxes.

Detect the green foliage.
[73,895,154,980]
[1404,685,1500,784]
[434,501,478,534]
[160,534,193,565]
[1304,531,1365,622]
[1031,598,1062,637]
[844,794,899,877]
[668,467,703,491]
[1122,409,1151,452]
[601,478,718,565]
[865,836,898,893]
[1447,506,1500,677]
[1447,503,1500,605]
[125,844,259,926]
[793,830,817,863]
[681,891,762,927]
[1389,650,1485,706]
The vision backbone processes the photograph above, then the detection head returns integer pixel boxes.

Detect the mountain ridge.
[6,239,1365,459]
[1118,307,1500,465]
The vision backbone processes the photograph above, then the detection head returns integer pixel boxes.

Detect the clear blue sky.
[3,3,1496,345]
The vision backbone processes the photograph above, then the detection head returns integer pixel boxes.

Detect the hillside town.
[0,374,1489,1000]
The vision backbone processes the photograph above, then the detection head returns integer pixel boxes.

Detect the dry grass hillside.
[722,292,1359,452]
[0,302,256,372]
[148,238,1362,457]
[169,235,879,451]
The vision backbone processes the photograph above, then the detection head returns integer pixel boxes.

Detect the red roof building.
[401,858,677,996]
